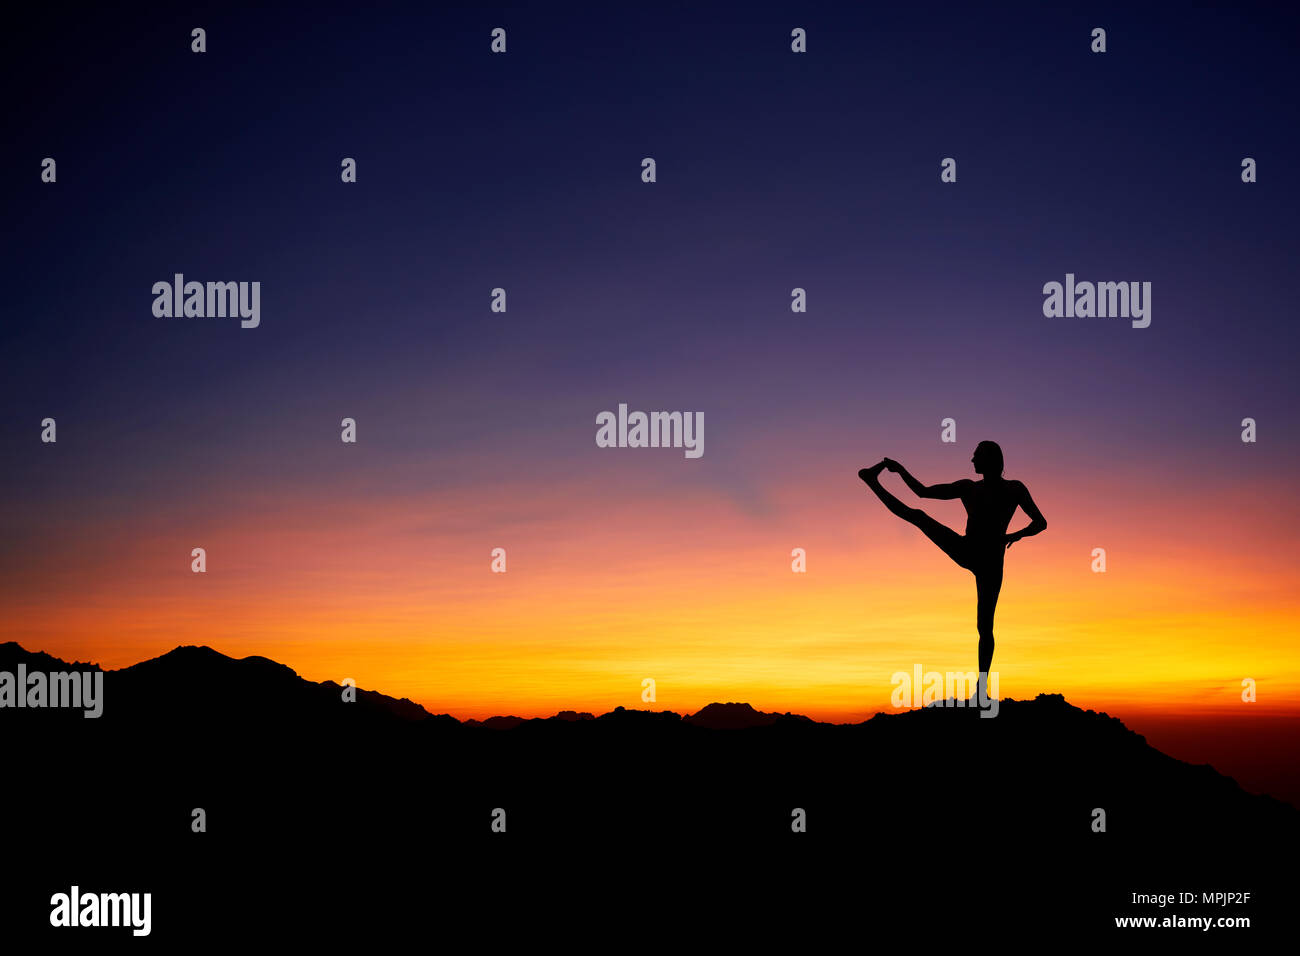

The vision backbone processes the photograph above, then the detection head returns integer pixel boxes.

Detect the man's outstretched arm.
[884,459,967,500]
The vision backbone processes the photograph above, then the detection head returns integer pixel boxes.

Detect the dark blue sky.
[4,1,1298,512]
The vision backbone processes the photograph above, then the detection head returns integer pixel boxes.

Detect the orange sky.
[4,455,1297,723]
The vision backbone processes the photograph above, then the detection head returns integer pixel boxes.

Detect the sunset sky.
[3,5,1298,800]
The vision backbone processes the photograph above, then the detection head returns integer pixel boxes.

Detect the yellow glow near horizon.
[3,463,1297,721]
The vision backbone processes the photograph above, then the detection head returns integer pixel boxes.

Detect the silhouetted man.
[859,441,1046,706]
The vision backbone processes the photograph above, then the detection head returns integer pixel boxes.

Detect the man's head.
[972,441,1004,477]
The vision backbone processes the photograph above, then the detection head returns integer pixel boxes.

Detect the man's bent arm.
[1008,484,1047,540]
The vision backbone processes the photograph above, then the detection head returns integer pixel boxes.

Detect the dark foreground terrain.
[3,642,1295,942]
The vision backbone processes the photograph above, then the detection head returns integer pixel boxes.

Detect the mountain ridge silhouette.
[4,639,1294,815]
[0,641,1185,732]
[6,639,1295,939]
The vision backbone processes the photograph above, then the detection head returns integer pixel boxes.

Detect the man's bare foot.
[858,461,886,483]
